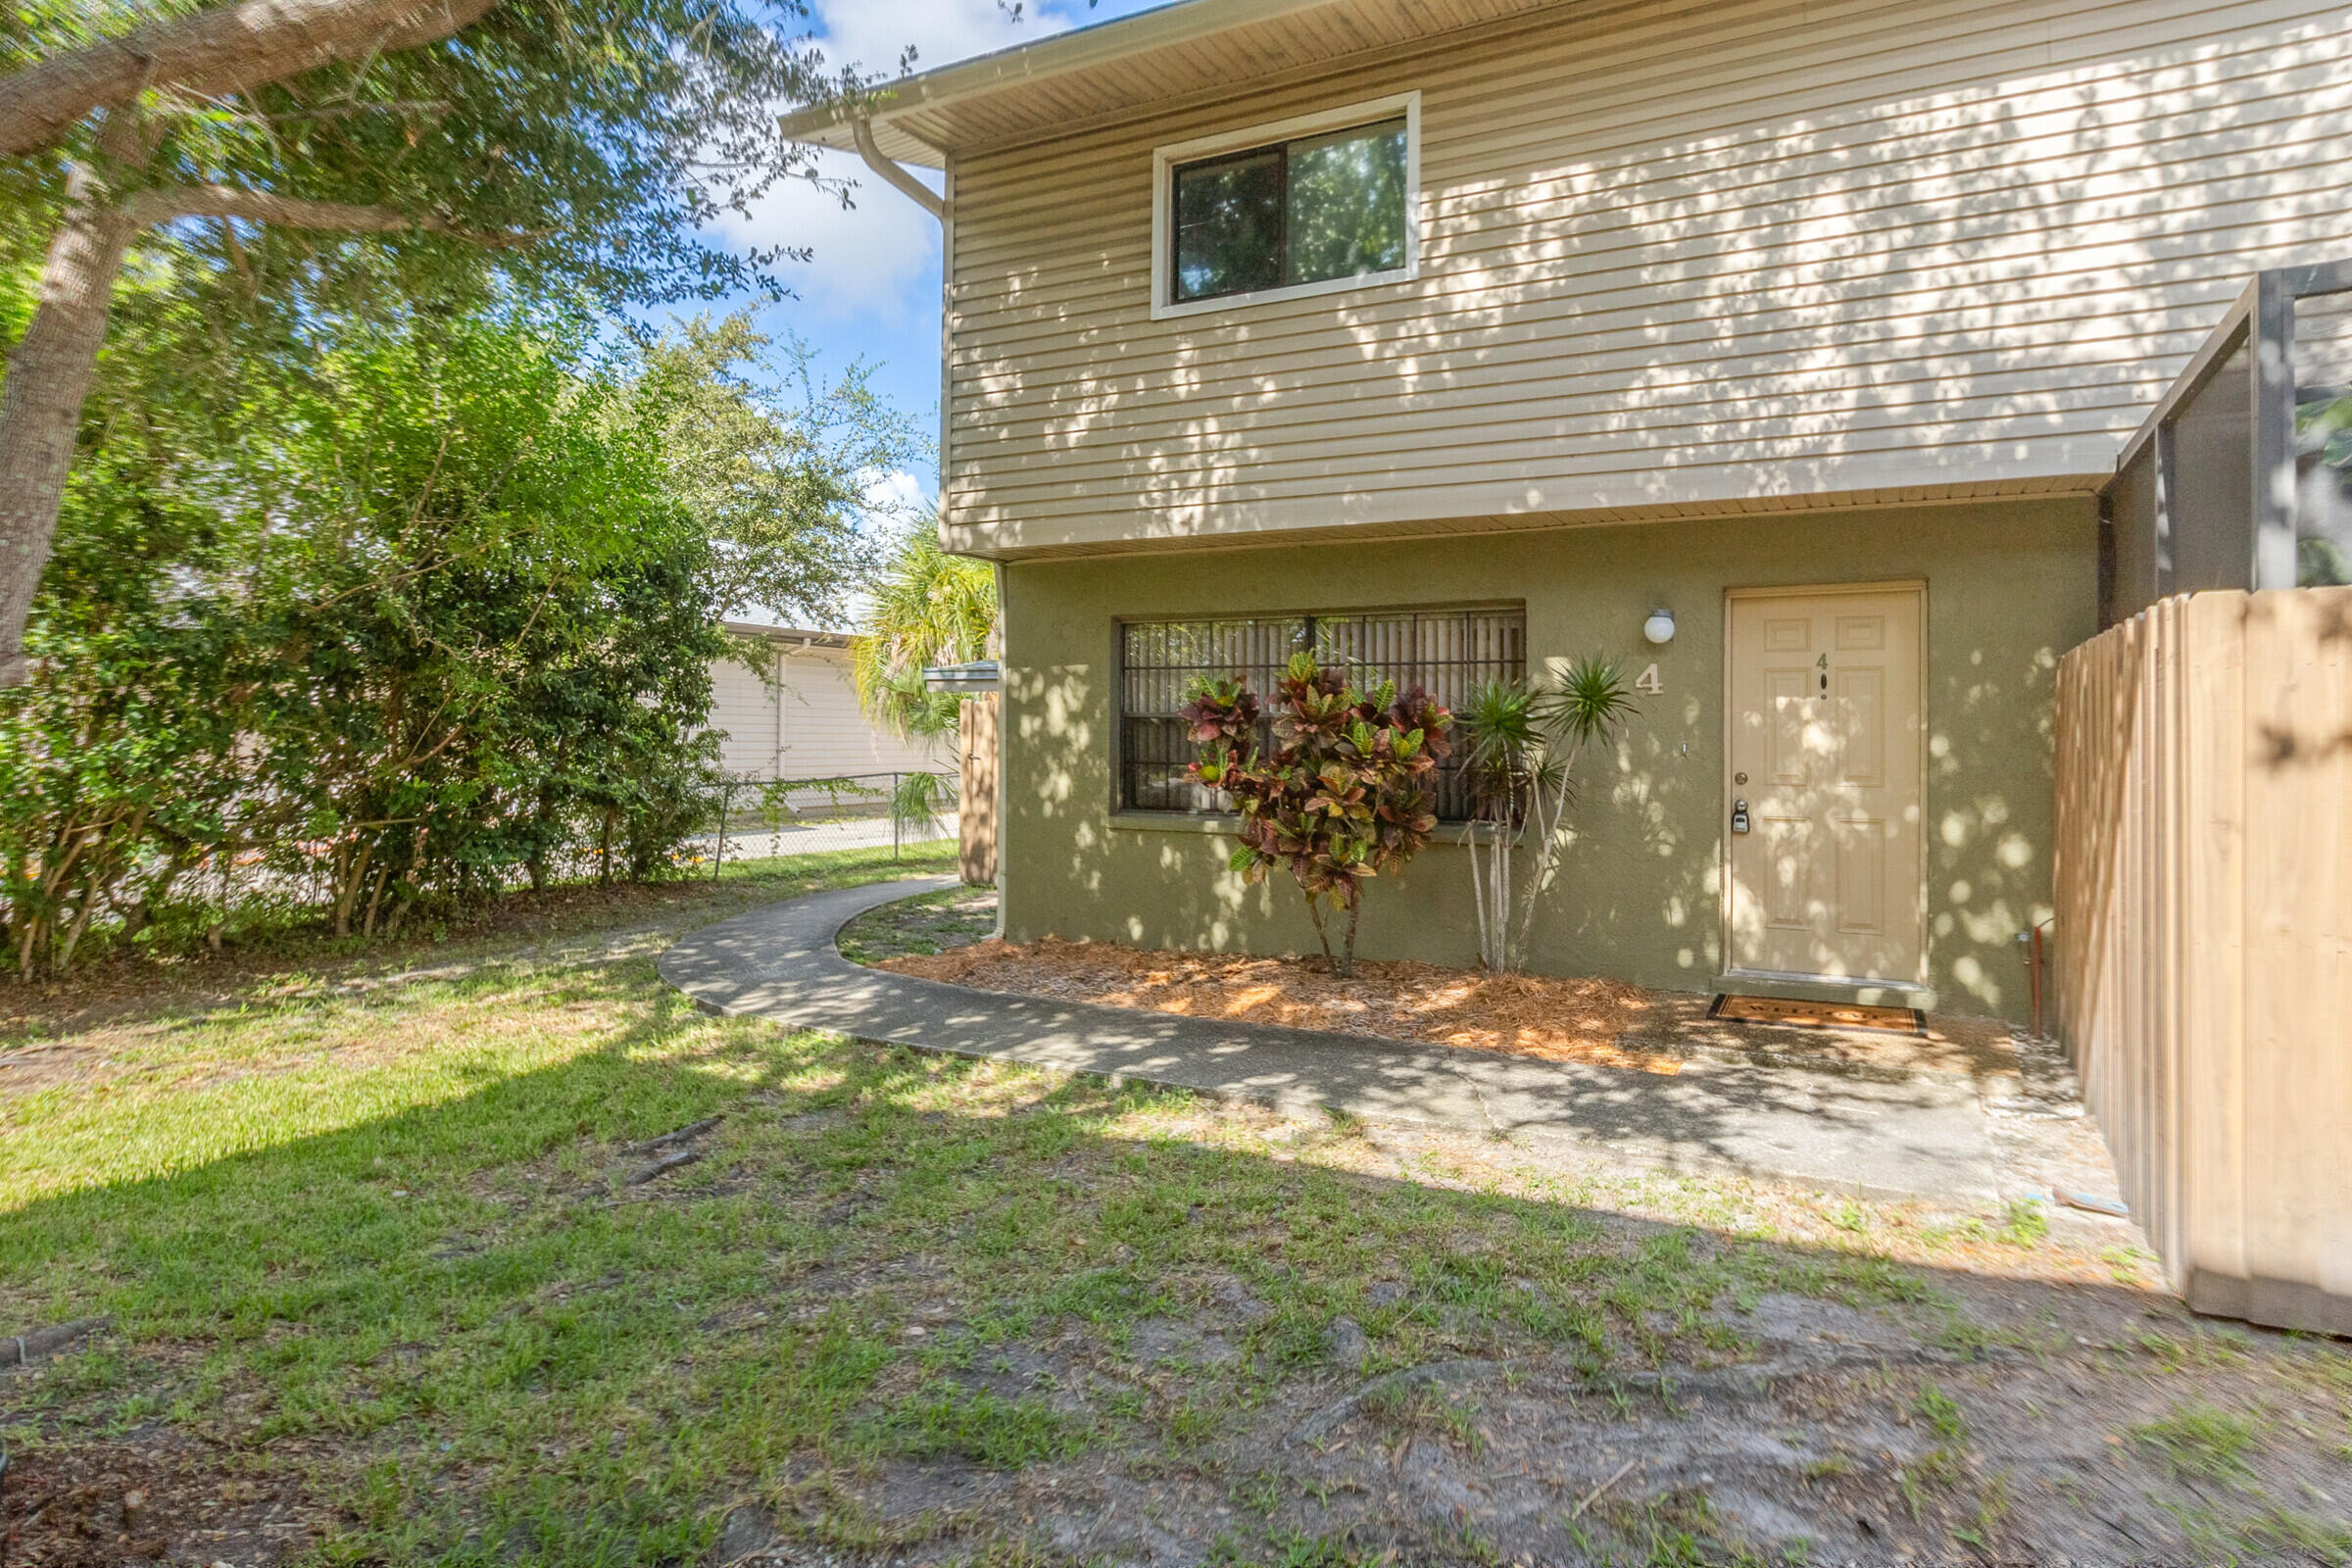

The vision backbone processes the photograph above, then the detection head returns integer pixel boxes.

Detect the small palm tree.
[1457,657,1635,973]
[850,518,999,739]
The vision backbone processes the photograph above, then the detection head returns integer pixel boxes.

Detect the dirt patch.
[5,1431,321,1567]
[0,1039,122,1099]
[875,934,2022,1083]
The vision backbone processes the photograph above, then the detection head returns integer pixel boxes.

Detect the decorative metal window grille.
[1118,607,1526,819]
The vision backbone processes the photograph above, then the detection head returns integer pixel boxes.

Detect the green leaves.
[0,305,760,968]
[849,517,999,741]
[1185,654,1452,975]
[633,313,917,625]
[1454,657,1637,973]
[9,0,849,312]
[1538,655,1639,749]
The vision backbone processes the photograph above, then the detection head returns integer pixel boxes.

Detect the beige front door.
[1726,586,1925,986]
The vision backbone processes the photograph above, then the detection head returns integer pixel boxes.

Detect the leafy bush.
[1182,653,1451,977]
[891,770,954,836]
[0,308,880,973]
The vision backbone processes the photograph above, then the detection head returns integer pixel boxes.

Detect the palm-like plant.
[849,519,999,739]
[1457,657,1636,973]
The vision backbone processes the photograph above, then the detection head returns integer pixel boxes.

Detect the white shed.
[706,622,947,784]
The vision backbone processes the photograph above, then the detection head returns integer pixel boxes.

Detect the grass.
[0,844,1967,1566]
[836,884,997,965]
[2132,1400,2266,1485]
[1594,1490,1775,1568]
[862,1384,1092,1468]
[8,855,2348,1567]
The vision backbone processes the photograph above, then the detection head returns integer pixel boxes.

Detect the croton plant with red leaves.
[1180,653,1452,977]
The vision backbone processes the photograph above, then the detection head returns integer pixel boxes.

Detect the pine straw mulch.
[876,938,1687,1074]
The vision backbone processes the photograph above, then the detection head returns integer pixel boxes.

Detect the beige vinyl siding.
[703,650,947,780]
[706,659,786,777]
[944,0,2352,555]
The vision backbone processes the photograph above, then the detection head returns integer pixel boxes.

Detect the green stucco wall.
[997,499,2100,1022]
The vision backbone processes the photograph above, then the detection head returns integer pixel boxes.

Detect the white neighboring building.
[706,622,948,783]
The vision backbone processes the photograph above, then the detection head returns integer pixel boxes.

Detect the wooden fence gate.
[958,693,999,889]
[2053,587,2352,1332]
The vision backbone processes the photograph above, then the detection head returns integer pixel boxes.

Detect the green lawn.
[4,847,2346,1568]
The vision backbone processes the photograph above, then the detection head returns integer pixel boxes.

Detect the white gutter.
[991,562,1006,940]
[852,117,949,220]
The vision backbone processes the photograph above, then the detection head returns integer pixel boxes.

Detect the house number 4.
[1635,662,1664,694]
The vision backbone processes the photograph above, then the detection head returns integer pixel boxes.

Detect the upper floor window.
[1152,93,1419,318]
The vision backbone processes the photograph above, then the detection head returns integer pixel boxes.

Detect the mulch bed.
[877,931,2026,1083]
[879,938,1686,1073]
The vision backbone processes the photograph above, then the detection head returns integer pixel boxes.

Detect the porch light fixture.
[1642,609,1676,645]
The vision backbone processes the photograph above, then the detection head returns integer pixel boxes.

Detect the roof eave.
[777,0,1348,164]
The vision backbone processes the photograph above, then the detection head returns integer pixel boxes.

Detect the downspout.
[848,118,995,928]
[852,118,949,221]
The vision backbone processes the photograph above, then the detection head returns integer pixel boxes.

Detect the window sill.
[1109,811,1241,836]
[1107,811,1494,845]
[1151,265,1415,321]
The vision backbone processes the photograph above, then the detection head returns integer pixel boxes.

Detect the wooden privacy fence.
[2053,588,2352,1333]
[958,693,1000,889]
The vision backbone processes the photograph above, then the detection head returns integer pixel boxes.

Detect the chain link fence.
[691,770,961,873]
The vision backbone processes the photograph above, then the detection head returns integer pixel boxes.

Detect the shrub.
[1455,657,1636,973]
[1182,653,1451,977]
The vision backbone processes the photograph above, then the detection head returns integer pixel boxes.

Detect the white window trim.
[1150,90,1420,322]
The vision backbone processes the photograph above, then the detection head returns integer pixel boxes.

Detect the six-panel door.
[1726,587,1925,985]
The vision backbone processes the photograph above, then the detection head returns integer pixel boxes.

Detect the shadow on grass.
[3,979,2347,1568]
[0,842,957,1049]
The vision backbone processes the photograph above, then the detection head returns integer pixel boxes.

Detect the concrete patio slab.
[658,877,2007,1202]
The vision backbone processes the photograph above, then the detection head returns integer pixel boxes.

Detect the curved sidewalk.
[658,878,2002,1201]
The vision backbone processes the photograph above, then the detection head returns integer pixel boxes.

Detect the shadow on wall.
[1551,676,1719,988]
[1928,632,2062,1015]
[949,5,2351,545]
[997,498,2092,1022]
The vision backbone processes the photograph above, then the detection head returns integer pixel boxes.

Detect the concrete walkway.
[659,878,2007,1201]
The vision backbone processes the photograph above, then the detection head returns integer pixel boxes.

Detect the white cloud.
[862,466,933,515]
[809,0,1078,80]
[729,1,1086,322]
[739,147,942,323]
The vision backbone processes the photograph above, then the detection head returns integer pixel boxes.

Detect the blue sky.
[703,0,1170,507]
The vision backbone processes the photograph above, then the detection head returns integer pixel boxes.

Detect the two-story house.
[785,0,2352,1022]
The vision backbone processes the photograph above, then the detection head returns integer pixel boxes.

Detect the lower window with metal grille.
[1117,606,1526,820]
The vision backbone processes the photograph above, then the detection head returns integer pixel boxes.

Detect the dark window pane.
[1119,609,1522,820]
[1283,119,1407,287]
[1173,148,1283,302]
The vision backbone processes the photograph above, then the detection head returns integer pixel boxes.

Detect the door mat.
[1709,994,1927,1037]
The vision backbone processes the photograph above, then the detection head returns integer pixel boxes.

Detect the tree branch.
[126,181,524,246]
[0,0,501,159]
[264,97,451,123]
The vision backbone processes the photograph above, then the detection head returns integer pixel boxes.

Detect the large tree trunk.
[0,172,479,689]
[0,0,506,686]
[0,112,147,689]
